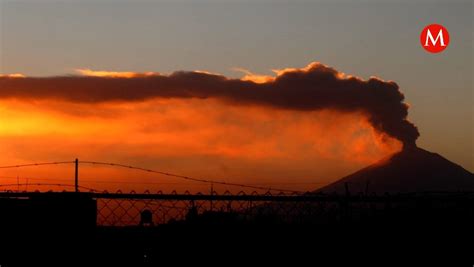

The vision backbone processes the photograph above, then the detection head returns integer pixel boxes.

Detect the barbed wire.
[0,161,74,169]
[0,160,304,193]
[0,175,324,186]
[0,183,97,191]
[79,160,303,193]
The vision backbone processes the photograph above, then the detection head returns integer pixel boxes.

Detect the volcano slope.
[317,146,474,194]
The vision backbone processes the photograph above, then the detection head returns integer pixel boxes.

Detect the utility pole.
[75,158,79,192]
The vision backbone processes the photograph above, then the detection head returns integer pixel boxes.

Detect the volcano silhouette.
[317,146,474,194]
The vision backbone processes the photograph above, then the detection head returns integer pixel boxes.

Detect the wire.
[0,183,97,191]
[80,160,302,193]
[0,161,74,169]
[0,176,324,186]
[0,160,305,193]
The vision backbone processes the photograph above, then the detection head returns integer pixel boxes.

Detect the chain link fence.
[93,191,474,226]
[1,190,473,227]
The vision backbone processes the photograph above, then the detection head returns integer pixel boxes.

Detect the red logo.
[420,24,449,53]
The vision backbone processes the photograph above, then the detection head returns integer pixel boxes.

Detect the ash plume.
[0,62,419,145]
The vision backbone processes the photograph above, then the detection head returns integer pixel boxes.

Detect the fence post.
[75,158,79,192]
[210,183,213,212]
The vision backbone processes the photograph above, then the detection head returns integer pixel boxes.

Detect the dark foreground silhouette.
[0,191,473,266]
[1,146,473,265]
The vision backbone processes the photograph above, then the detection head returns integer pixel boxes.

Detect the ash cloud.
[0,62,419,145]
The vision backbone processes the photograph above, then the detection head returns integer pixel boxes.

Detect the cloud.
[0,73,25,78]
[232,67,274,84]
[76,68,158,78]
[0,62,419,144]
[0,98,401,192]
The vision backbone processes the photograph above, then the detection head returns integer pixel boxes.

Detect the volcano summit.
[318,145,474,194]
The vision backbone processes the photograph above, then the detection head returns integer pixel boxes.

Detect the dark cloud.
[0,62,419,145]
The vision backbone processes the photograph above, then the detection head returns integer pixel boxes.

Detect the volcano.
[317,146,474,194]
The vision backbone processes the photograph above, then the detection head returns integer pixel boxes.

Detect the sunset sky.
[0,0,472,193]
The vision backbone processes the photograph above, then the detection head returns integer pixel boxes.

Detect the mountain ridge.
[316,146,474,194]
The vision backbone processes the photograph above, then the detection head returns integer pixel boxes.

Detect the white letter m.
[424,29,446,47]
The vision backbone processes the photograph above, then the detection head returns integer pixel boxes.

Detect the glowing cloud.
[0,98,401,192]
[233,68,275,84]
[0,73,25,78]
[76,68,158,78]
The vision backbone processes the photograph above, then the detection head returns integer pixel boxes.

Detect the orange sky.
[0,92,401,193]
[1,2,472,193]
